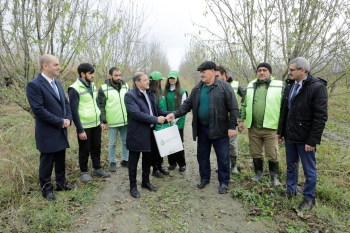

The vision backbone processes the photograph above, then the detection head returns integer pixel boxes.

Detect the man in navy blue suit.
[26,54,76,201]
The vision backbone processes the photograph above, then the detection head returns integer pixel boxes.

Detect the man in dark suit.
[124,72,168,198]
[26,54,76,201]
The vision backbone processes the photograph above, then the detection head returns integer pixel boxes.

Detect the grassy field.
[0,83,349,232]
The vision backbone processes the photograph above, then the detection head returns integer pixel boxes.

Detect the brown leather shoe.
[298,199,315,211]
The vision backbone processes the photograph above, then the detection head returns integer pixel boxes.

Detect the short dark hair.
[132,72,145,83]
[109,67,120,75]
[77,63,94,77]
[216,65,227,75]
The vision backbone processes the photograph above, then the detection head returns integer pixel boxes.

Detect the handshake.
[157,113,175,124]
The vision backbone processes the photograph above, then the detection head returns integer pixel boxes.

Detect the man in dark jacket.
[166,61,239,194]
[124,72,168,198]
[277,57,328,211]
[26,54,76,201]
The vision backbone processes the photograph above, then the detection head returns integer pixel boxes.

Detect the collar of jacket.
[136,87,154,96]
[78,77,91,88]
[285,74,327,86]
[255,77,271,89]
[195,78,221,89]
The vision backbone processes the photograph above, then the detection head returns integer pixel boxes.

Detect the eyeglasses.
[288,68,302,72]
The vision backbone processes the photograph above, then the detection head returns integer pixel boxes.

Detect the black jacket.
[124,87,169,152]
[277,74,328,147]
[173,78,239,140]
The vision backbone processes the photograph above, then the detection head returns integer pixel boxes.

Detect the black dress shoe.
[130,187,140,198]
[179,166,186,172]
[168,164,177,170]
[218,184,227,194]
[152,170,164,178]
[56,183,77,191]
[159,167,170,175]
[299,199,315,211]
[43,192,56,201]
[197,179,210,189]
[141,182,157,192]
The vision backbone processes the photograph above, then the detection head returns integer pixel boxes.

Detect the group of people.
[26,54,187,201]
[27,54,328,212]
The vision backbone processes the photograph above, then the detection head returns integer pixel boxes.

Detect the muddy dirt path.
[73,113,274,233]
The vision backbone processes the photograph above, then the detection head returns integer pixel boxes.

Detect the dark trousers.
[197,124,230,185]
[285,141,317,201]
[128,150,152,188]
[39,149,66,194]
[78,125,102,172]
[168,129,186,167]
[151,130,163,171]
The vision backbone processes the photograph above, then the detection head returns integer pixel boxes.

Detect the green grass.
[1,86,350,232]
[0,104,110,232]
[232,87,350,232]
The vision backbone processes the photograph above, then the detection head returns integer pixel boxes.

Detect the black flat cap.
[197,61,216,71]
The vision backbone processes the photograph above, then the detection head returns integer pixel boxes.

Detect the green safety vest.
[155,95,170,131]
[230,80,239,98]
[100,83,128,127]
[165,88,186,129]
[70,79,101,129]
[245,77,283,129]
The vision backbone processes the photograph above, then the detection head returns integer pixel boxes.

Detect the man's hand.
[305,144,315,152]
[62,119,70,128]
[228,129,236,138]
[166,113,175,122]
[79,131,87,140]
[276,134,284,142]
[157,116,166,124]
[101,124,108,131]
[238,122,244,133]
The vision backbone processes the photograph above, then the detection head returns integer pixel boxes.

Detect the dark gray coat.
[173,78,239,140]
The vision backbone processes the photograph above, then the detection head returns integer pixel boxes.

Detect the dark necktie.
[51,81,60,99]
[288,83,299,108]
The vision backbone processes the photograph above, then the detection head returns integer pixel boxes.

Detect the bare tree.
[187,0,350,87]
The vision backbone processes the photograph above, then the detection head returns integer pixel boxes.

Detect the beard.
[112,79,121,85]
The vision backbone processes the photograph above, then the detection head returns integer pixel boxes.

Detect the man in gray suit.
[26,54,76,201]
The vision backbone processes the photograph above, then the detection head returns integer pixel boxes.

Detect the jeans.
[197,124,230,186]
[285,141,317,201]
[108,126,128,163]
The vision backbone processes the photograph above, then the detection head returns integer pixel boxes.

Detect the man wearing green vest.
[238,62,283,186]
[98,67,129,172]
[215,65,246,174]
[69,63,110,183]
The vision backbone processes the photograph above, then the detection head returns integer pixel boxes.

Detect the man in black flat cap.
[238,62,284,187]
[166,61,239,194]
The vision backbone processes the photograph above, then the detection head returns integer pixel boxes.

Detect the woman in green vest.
[163,70,187,172]
[149,71,170,178]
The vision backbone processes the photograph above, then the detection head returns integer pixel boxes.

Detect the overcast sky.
[145,0,213,70]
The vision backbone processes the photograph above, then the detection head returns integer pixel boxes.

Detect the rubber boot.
[251,158,264,181]
[230,156,239,174]
[268,161,281,187]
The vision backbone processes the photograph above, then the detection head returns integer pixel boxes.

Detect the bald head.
[40,54,60,78]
